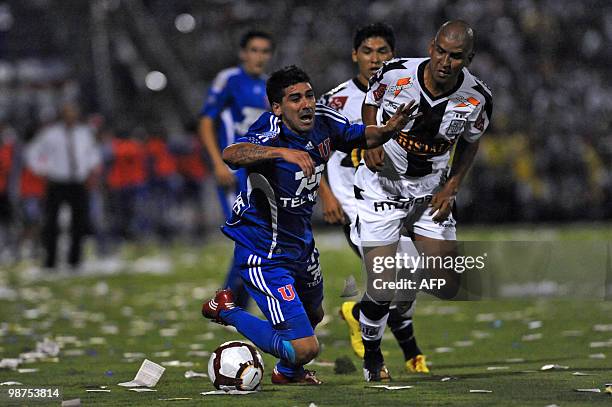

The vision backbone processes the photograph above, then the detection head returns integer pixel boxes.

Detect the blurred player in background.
[355,20,493,381]
[318,23,428,376]
[201,65,419,385]
[199,30,274,308]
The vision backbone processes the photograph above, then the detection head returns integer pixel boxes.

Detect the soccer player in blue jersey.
[202,65,420,384]
[199,30,274,308]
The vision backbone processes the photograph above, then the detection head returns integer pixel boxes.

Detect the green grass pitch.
[0,224,611,406]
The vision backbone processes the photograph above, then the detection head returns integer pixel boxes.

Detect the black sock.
[387,307,421,360]
[352,301,360,320]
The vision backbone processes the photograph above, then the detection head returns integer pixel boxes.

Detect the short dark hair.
[353,22,395,52]
[266,65,311,105]
[240,30,274,50]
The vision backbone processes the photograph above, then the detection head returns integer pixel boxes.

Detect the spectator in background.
[27,102,101,271]
[175,125,208,242]
[103,126,148,244]
[18,125,47,260]
[198,29,274,308]
[0,120,17,262]
[145,126,180,241]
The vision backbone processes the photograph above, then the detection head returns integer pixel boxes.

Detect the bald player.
[354,20,493,381]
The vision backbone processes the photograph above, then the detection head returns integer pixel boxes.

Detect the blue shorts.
[233,244,324,339]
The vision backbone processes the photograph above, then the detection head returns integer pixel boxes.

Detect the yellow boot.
[406,354,430,373]
[339,301,364,358]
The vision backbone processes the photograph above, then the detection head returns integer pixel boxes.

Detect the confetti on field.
[505,358,525,363]
[593,324,612,332]
[17,368,39,373]
[187,351,210,357]
[589,353,606,359]
[528,321,542,329]
[470,389,493,393]
[200,390,258,395]
[161,360,194,367]
[153,351,172,357]
[118,359,165,387]
[572,372,595,376]
[130,388,157,392]
[184,370,207,378]
[158,398,193,401]
[86,389,111,392]
[367,385,413,390]
[487,366,509,370]
[440,377,456,382]
[561,330,583,337]
[0,381,23,385]
[61,399,81,407]
[574,388,601,393]
[590,341,612,348]
[454,340,474,347]
[541,364,569,371]
[340,275,359,297]
[435,347,454,353]
[522,333,543,341]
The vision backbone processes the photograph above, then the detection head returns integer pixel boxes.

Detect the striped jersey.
[221,105,366,264]
[319,77,368,168]
[365,57,493,177]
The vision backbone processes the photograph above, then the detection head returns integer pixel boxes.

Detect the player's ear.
[271,102,282,117]
[351,49,358,63]
[466,51,475,67]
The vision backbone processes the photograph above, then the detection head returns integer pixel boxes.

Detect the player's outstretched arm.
[429,137,480,222]
[363,100,421,148]
[223,143,316,177]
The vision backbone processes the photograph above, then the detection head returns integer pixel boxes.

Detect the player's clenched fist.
[277,147,316,177]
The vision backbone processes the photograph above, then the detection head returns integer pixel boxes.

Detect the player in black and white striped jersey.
[317,23,429,380]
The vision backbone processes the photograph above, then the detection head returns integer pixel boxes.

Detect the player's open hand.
[386,100,421,133]
[214,162,236,188]
[429,184,456,223]
[364,146,385,172]
[321,191,346,225]
[278,148,316,178]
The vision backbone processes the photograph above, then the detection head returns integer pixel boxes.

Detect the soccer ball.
[208,341,264,392]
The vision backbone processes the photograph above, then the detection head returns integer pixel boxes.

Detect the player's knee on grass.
[291,335,319,365]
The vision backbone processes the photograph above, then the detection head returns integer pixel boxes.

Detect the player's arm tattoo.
[445,137,480,193]
[222,143,281,167]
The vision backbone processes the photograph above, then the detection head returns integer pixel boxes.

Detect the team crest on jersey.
[317,138,331,160]
[372,84,387,101]
[328,96,348,110]
[388,77,413,97]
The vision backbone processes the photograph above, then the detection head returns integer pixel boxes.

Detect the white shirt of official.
[27,122,101,183]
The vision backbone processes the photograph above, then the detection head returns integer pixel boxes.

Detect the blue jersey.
[200,66,269,149]
[222,104,367,264]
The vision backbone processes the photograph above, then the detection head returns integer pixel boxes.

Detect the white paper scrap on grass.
[572,372,595,376]
[118,359,165,387]
[158,398,193,401]
[487,366,509,370]
[184,370,207,378]
[86,389,111,392]
[589,353,606,359]
[0,381,23,385]
[367,385,413,390]
[129,388,157,392]
[200,390,257,395]
[574,388,601,393]
[541,364,569,371]
[469,389,493,393]
[17,368,38,373]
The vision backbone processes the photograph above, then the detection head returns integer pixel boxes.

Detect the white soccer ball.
[208,341,264,392]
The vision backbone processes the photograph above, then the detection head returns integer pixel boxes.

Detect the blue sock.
[275,312,321,378]
[219,308,295,363]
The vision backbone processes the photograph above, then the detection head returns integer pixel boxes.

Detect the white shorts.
[353,164,456,246]
[327,151,358,224]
